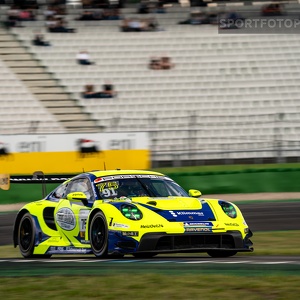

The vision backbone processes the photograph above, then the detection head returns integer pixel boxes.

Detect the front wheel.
[89,211,108,258]
[207,250,237,258]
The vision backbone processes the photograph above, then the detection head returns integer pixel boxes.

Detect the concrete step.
[47,106,82,114]
[28,86,66,93]
[10,67,46,74]
[54,114,90,121]
[22,80,58,87]
[0,35,15,42]
[41,100,78,107]
[34,93,71,101]
[0,48,27,54]
[17,73,53,80]
[4,60,41,67]
[60,120,98,127]
[0,29,9,35]
[0,53,33,60]
[0,41,20,47]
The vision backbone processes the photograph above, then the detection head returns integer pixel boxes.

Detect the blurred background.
[1,0,300,170]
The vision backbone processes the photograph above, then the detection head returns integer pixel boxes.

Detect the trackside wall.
[169,168,300,195]
[0,132,150,174]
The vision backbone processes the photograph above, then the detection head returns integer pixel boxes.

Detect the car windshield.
[95,175,189,199]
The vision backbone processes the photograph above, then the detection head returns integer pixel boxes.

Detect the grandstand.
[1,1,300,166]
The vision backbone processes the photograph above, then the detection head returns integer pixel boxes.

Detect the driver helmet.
[125,180,146,196]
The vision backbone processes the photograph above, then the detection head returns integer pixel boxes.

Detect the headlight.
[120,204,143,220]
[219,201,237,218]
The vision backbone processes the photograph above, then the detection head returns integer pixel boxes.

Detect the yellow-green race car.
[13,170,253,258]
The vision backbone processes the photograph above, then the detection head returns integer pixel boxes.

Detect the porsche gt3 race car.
[13,170,253,258]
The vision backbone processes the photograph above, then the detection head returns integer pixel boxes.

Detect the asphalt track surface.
[1,255,300,277]
[1,201,300,276]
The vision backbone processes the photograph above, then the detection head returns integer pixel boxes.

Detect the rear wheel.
[18,213,52,258]
[207,250,237,258]
[89,211,108,258]
[18,213,35,258]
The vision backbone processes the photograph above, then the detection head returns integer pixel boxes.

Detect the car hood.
[135,196,202,210]
[135,197,216,222]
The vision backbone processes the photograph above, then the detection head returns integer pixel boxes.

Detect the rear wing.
[0,171,74,197]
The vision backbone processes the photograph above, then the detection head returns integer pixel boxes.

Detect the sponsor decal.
[79,209,90,238]
[185,227,212,232]
[122,231,139,237]
[169,211,204,217]
[80,239,90,244]
[94,177,103,183]
[136,175,161,179]
[56,207,76,230]
[98,181,119,192]
[95,175,134,183]
[224,223,239,226]
[184,222,213,227]
[72,192,85,198]
[95,175,161,183]
[140,224,163,229]
[178,212,204,216]
[113,222,130,228]
[184,222,213,233]
[48,246,91,254]
[169,211,177,217]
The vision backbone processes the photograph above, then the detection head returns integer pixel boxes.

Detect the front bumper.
[136,230,253,254]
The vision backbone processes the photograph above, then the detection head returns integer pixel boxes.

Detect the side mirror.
[67,192,88,205]
[188,189,202,198]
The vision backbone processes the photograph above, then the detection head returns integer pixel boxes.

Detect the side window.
[67,178,94,202]
[52,184,68,199]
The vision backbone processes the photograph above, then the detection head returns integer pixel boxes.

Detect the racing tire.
[18,213,52,259]
[18,213,36,258]
[89,211,108,258]
[207,250,237,258]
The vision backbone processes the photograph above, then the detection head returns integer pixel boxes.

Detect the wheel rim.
[91,216,106,252]
[20,217,33,251]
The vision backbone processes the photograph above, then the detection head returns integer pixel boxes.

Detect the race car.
[13,169,253,258]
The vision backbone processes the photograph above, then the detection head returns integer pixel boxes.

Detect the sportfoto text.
[219,18,300,29]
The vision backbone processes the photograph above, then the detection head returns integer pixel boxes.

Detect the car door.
[54,178,93,248]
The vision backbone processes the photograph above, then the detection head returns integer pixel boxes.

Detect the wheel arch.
[13,209,29,247]
[87,208,104,236]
